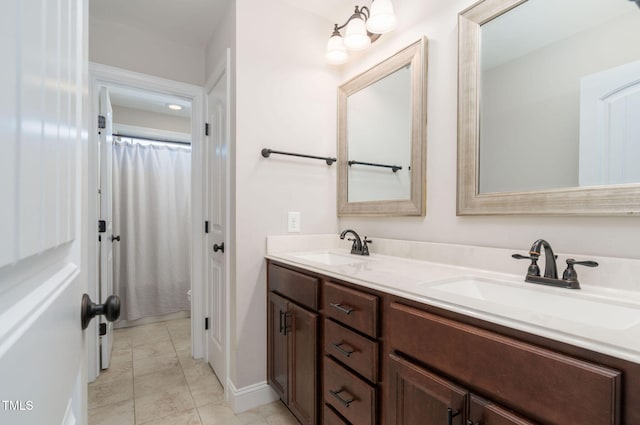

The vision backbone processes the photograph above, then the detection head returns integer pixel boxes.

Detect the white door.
[0,1,88,424]
[206,55,230,386]
[98,87,115,369]
[579,60,640,186]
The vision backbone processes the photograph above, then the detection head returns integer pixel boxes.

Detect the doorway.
[88,63,207,382]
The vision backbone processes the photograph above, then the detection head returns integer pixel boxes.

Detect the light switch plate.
[288,211,301,233]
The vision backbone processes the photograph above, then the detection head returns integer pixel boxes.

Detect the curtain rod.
[114,133,191,146]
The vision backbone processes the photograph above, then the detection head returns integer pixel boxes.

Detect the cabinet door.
[268,292,289,403]
[468,394,538,425]
[288,303,319,425]
[387,353,467,425]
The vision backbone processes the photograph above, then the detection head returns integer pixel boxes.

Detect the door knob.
[213,242,225,253]
[111,235,120,242]
[81,293,120,330]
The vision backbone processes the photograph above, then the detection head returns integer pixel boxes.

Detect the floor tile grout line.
[166,319,206,424]
[129,329,137,425]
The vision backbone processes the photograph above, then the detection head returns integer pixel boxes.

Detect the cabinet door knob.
[213,242,225,253]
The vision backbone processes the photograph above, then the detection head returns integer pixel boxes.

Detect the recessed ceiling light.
[168,104,183,111]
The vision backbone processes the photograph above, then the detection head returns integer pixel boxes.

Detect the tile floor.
[88,318,299,425]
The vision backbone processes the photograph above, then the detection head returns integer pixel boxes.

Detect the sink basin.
[292,252,367,266]
[422,277,640,331]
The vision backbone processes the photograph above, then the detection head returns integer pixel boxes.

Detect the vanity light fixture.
[167,104,183,111]
[325,0,397,65]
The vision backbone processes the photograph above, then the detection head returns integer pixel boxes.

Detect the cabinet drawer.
[323,404,349,425]
[389,302,621,425]
[268,263,319,310]
[324,318,378,382]
[324,356,376,425]
[323,281,378,337]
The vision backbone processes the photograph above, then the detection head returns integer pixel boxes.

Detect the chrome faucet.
[512,239,598,289]
[339,229,372,256]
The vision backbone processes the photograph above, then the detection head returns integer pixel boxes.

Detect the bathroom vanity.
[266,239,640,425]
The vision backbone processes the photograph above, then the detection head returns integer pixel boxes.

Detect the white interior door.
[98,86,115,369]
[206,57,230,387]
[0,0,88,424]
[579,60,640,186]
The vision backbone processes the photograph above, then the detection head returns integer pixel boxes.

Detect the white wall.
[338,0,640,259]
[90,16,205,86]
[232,0,340,388]
[112,106,191,134]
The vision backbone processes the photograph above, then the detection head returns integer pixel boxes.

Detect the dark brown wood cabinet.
[387,353,467,425]
[267,264,319,425]
[322,279,380,425]
[268,292,290,402]
[468,394,537,425]
[266,260,637,425]
[387,301,622,425]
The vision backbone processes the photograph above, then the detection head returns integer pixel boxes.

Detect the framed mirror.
[338,38,427,216]
[458,0,640,215]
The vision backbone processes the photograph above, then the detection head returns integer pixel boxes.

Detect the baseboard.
[227,380,279,413]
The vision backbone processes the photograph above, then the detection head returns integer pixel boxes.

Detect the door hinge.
[98,115,106,129]
[98,220,106,233]
[205,123,210,136]
[205,317,209,330]
[205,221,209,233]
[99,323,107,336]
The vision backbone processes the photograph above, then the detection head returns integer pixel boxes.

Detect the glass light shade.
[343,17,371,51]
[326,34,348,65]
[366,0,397,33]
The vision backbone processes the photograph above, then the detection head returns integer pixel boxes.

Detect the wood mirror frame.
[457,0,640,216]
[338,37,427,217]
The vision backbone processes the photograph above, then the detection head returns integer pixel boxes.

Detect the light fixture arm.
[326,1,396,64]
[330,6,380,43]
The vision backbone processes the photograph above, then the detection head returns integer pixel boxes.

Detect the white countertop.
[266,244,640,364]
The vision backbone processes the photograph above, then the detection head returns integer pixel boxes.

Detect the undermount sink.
[292,252,368,266]
[422,276,640,331]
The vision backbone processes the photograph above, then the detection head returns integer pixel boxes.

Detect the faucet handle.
[362,237,372,256]
[512,254,533,260]
[512,253,540,277]
[562,258,599,281]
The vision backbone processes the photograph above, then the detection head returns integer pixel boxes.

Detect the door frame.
[87,63,205,381]
[204,48,232,399]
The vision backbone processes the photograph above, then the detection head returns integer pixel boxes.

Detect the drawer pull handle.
[329,303,354,315]
[279,310,291,335]
[329,389,354,408]
[447,408,461,425]
[332,342,355,357]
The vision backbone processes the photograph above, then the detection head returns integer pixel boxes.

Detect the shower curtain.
[112,138,191,321]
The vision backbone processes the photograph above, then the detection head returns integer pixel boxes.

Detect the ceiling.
[108,85,192,118]
[89,0,349,49]
[90,0,354,115]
